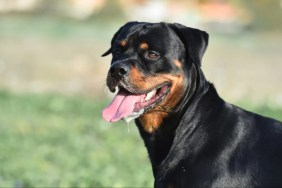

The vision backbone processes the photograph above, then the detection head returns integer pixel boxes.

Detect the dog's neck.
[136,63,200,133]
[135,112,182,175]
[135,65,219,175]
[136,83,223,176]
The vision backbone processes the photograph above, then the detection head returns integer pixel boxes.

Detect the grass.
[0,91,153,187]
[236,100,282,122]
[0,91,281,187]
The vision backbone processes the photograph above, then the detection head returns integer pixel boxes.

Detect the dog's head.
[102,22,208,132]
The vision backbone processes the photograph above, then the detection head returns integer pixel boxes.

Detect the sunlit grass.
[0,91,153,187]
[236,100,282,122]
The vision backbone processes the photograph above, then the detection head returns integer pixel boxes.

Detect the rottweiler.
[102,22,282,187]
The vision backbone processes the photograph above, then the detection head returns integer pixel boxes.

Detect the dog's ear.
[101,21,140,57]
[169,23,209,66]
[101,27,123,57]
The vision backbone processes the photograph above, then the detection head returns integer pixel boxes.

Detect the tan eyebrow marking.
[140,42,149,50]
[174,60,182,68]
[120,40,127,47]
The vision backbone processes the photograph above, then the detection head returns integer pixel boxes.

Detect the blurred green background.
[0,0,281,187]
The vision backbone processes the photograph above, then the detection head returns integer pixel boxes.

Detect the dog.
[102,22,282,187]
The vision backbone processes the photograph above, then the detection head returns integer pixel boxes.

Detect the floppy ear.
[101,21,140,57]
[169,23,209,66]
[101,27,123,57]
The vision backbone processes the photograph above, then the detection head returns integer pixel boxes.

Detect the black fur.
[103,22,282,187]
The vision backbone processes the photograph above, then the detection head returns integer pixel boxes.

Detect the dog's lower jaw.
[138,76,187,133]
[138,111,169,133]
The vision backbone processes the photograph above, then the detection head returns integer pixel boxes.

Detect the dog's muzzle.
[109,61,130,81]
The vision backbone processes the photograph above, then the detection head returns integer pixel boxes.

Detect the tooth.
[145,90,156,101]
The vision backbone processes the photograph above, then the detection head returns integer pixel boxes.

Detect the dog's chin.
[102,82,171,123]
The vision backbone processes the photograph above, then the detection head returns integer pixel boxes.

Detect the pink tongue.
[102,90,146,122]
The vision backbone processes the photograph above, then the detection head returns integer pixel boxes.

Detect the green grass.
[236,100,282,122]
[0,91,281,187]
[0,91,153,187]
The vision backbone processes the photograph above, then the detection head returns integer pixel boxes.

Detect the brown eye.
[146,51,159,60]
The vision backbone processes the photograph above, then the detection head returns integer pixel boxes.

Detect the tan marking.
[139,112,167,133]
[140,42,149,50]
[167,183,174,188]
[129,66,147,89]
[129,65,185,133]
[174,59,182,68]
[120,40,127,47]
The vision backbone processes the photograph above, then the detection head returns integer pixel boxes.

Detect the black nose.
[109,63,130,80]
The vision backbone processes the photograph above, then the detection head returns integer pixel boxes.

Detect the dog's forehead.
[141,27,173,46]
[117,23,172,46]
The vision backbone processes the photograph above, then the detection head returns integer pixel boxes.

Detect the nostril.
[110,63,129,79]
[118,67,127,76]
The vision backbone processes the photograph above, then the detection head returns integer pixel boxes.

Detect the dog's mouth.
[102,82,170,123]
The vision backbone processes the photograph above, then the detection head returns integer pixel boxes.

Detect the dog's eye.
[146,51,159,60]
